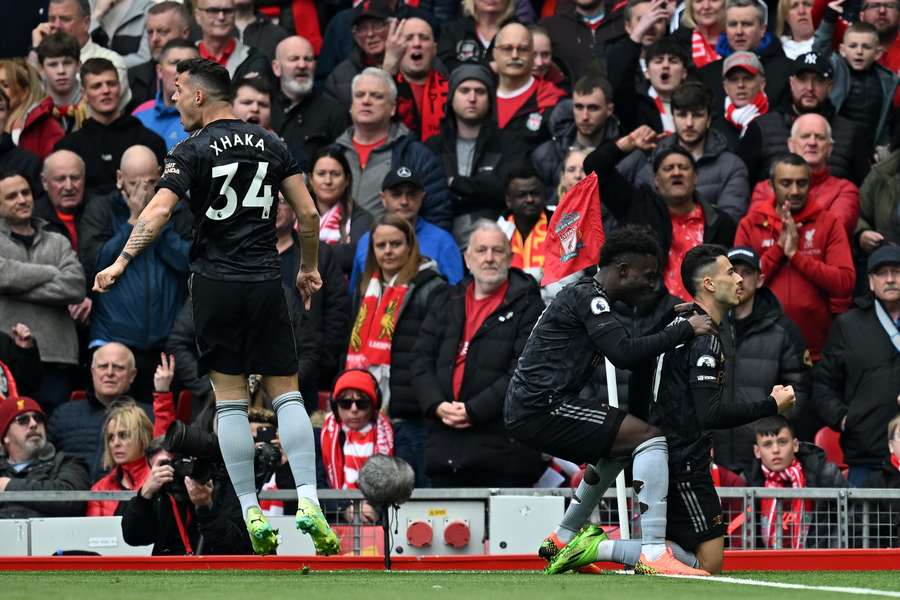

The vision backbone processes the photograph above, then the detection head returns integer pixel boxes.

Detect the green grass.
[1,571,898,600]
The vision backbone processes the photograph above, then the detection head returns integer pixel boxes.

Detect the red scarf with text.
[320,412,394,489]
[396,70,448,142]
[346,274,409,368]
[761,458,813,549]
[691,29,720,69]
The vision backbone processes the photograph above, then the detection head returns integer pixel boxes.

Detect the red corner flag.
[541,172,605,286]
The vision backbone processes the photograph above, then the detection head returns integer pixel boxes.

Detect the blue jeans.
[848,465,880,488]
[393,419,430,488]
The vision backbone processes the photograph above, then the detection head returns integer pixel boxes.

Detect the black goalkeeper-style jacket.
[504,274,695,425]
[649,305,778,471]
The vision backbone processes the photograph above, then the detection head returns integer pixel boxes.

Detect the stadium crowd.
[0,0,899,551]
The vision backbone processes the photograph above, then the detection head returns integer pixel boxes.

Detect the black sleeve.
[76,195,115,282]
[687,335,778,429]
[605,38,643,132]
[289,285,321,397]
[811,319,849,429]
[165,300,213,400]
[157,140,198,200]
[412,289,451,418]
[0,332,42,396]
[121,494,158,547]
[576,294,695,369]
[582,141,640,220]
[318,243,351,385]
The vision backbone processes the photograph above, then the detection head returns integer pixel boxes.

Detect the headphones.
[329,368,382,423]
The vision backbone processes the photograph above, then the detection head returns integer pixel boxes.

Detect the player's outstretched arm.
[588,313,709,370]
[281,174,321,309]
[92,189,179,293]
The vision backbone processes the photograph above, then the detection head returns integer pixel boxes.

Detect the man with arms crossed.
[93,58,339,556]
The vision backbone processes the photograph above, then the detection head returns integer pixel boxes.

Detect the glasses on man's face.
[495,44,532,56]
[353,21,388,35]
[13,413,44,427]
[862,1,898,10]
[198,6,235,16]
[336,398,372,411]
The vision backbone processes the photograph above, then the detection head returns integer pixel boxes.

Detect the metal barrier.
[1,488,898,555]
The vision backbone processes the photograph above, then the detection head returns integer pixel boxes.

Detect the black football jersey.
[157,118,301,281]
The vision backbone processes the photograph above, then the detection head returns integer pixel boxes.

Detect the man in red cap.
[0,396,90,518]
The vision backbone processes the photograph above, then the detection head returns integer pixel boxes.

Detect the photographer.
[120,429,253,555]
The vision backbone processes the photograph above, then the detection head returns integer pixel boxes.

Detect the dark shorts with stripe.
[667,467,727,551]
[506,394,627,465]
[190,273,298,376]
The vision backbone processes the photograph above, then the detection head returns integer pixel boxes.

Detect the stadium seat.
[814,427,847,470]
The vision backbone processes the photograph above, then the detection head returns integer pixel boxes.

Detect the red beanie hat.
[332,370,378,405]
[0,396,45,437]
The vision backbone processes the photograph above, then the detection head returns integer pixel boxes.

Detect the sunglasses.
[14,412,44,427]
[336,398,372,411]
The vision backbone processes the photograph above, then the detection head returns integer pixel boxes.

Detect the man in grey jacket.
[616,81,751,221]
[0,171,85,415]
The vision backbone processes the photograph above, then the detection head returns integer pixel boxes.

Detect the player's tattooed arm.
[121,218,159,260]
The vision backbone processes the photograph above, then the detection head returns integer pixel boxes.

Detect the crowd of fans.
[0,0,899,551]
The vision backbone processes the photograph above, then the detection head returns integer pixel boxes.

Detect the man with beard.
[505,226,714,576]
[0,396,90,518]
[540,0,629,79]
[492,22,566,153]
[740,52,871,186]
[126,1,192,106]
[584,125,738,301]
[382,18,448,142]
[133,40,200,149]
[271,36,349,172]
[231,77,273,130]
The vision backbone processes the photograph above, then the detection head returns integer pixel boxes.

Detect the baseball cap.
[867,243,900,274]
[723,51,765,76]
[333,370,378,403]
[352,0,391,26]
[728,246,761,271]
[0,396,45,437]
[381,165,424,191]
[792,52,833,79]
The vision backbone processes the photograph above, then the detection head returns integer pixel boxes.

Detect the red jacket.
[735,199,855,361]
[750,169,860,238]
[87,457,150,516]
[17,97,64,160]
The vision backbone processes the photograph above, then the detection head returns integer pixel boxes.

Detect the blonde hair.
[101,402,152,470]
[462,0,516,21]
[775,0,811,38]
[889,414,900,441]
[0,59,47,133]
[681,0,726,29]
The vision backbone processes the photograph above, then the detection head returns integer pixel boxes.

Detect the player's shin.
[557,458,628,542]
[271,391,318,503]
[631,436,669,560]
[215,399,260,517]
[596,539,700,569]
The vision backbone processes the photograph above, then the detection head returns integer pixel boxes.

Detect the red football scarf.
[396,70,448,141]
[346,274,409,369]
[724,91,769,136]
[761,458,813,549]
[892,454,900,472]
[691,29,720,69]
[0,359,17,399]
[542,172,605,285]
[648,87,674,133]
[319,203,344,244]
[320,412,394,489]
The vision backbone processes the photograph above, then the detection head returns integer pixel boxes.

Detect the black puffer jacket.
[412,269,546,483]
[351,263,447,421]
[0,443,90,518]
[121,463,252,555]
[813,295,900,466]
[713,288,810,475]
[739,102,871,186]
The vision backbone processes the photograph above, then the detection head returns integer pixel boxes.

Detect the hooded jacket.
[734,195,856,360]
[54,114,167,195]
[584,141,738,265]
[335,122,452,230]
[436,16,489,74]
[531,98,621,191]
[857,148,900,244]
[750,168,860,237]
[412,269,546,484]
[713,287,810,475]
[615,128,751,221]
[813,295,900,466]
[0,442,90,519]
[539,0,627,80]
[0,218,85,365]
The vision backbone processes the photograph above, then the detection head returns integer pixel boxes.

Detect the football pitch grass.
[3,570,900,600]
